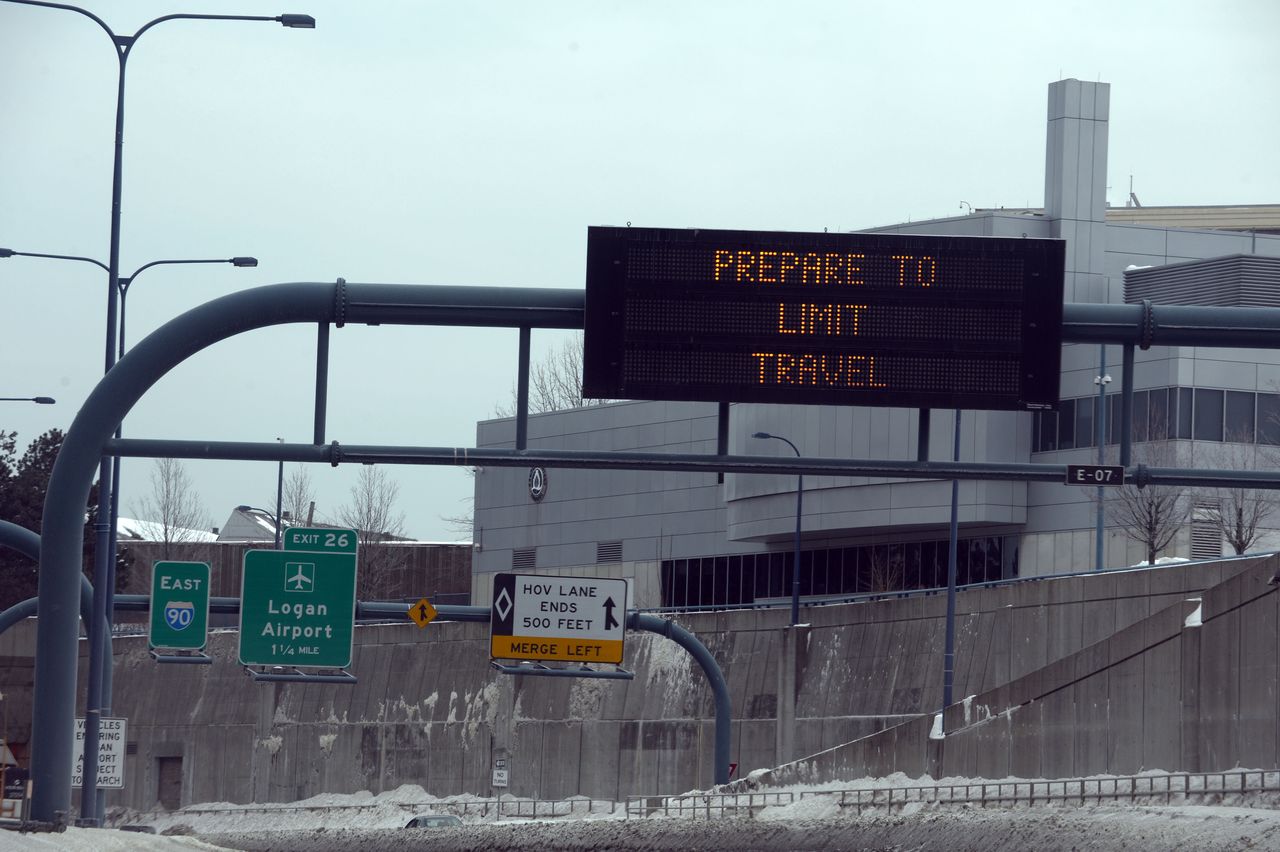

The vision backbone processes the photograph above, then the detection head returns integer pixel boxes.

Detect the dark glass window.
[1225,391,1255,443]
[1040,409,1058,452]
[808,549,828,596]
[920,541,941,588]
[1107,395,1119,445]
[1178,388,1194,438]
[1075,397,1094,449]
[1148,388,1169,440]
[1058,399,1075,450]
[1132,390,1149,443]
[903,543,923,590]
[1259,394,1280,445]
[1194,389,1224,441]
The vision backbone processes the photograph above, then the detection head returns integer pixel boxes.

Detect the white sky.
[2,0,1278,541]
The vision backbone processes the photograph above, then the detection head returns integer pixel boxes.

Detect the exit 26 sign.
[490,573,628,664]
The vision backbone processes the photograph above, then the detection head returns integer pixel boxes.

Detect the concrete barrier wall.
[49,556,1266,811]
[750,554,1280,788]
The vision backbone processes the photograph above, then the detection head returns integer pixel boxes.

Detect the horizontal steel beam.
[105,438,1280,490]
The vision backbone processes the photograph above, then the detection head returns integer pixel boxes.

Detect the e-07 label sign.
[1064,464,1126,486]
[490,573,627,664]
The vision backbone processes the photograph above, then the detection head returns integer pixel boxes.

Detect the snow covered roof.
[116,516,218,543]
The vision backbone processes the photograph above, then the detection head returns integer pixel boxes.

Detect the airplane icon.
[284,562,315,593]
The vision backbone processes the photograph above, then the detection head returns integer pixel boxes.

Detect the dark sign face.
[583,226,1064,410]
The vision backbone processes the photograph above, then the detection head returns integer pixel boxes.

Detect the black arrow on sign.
[603,596,619,631]
[418,603,430,623]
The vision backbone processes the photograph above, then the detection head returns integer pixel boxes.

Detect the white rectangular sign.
[71,717,127,789]
[490,574,628,663]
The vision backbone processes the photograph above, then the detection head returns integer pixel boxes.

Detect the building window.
[658,535,1019,608]
[1176,388,1194,439]
[1225,391,1255,443]
[1194,389,1224,441]
[1075,397,1094,449]
[1138,390,1154,441]
[1148,388,1169,440]
[1038,409,1058,452]
[1259,394,1280,444]
[1057,399,1075,450]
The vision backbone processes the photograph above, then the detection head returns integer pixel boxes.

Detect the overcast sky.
[1,0,1278,543]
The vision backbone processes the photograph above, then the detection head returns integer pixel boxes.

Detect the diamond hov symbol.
[494,587,513,622]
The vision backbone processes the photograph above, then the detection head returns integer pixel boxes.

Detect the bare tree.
[866,545,904,593]
[440,467,477,540]
[1108,439,1191,566]
[280,466,318,527]
[133,457,211,561]
[336,466,408,599]
[495,331,614,416]
[1198,434,1277,555]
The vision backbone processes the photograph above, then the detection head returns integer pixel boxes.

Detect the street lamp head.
[230,257,259,268]
[33,396,56,405]
[752,431,772,440]
[277,13,316,28]
[0,248,13,258]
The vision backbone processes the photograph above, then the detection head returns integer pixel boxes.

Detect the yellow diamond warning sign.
[408,597,437,628]
[490,573,628,664]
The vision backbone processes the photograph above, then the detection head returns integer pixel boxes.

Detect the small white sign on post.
[71,717,127,789]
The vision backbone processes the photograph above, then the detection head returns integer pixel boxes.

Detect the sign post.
[490,573,628,664]
[149,561,210,651]
[238,548,357,668]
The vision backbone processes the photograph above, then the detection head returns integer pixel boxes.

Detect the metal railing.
[625,770,1280,819]
[173,795,620,823]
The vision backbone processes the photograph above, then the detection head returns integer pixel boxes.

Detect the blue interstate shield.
[164,601,195,631]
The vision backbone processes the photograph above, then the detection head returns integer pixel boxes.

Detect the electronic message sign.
[583,226,1065,411]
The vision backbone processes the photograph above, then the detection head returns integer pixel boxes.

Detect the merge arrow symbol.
[603,596,619,631]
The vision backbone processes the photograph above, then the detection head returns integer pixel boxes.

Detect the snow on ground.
[5,771,1280,850]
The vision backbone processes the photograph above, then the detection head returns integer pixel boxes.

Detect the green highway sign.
[284,526,358,554]
[238,549,358,668]
[149,561,210,651]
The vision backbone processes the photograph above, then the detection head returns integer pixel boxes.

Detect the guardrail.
[174,795,620,822]
[625,770,1280,819]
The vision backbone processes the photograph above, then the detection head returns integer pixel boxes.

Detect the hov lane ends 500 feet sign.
[490,573,628,664]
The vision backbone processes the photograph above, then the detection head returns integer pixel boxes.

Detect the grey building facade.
[471,79,1280,608]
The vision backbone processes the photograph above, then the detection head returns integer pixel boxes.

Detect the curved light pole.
[3,0,311,825]
[753,431,804,626]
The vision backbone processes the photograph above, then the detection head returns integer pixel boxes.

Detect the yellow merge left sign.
[408,597,437,629]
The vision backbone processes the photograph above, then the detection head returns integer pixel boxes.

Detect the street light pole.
[275,437,285,549]
[753,432,804,626]
[0,396,56,404]
[5,0,313,826]
[1094,348,1112,572]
